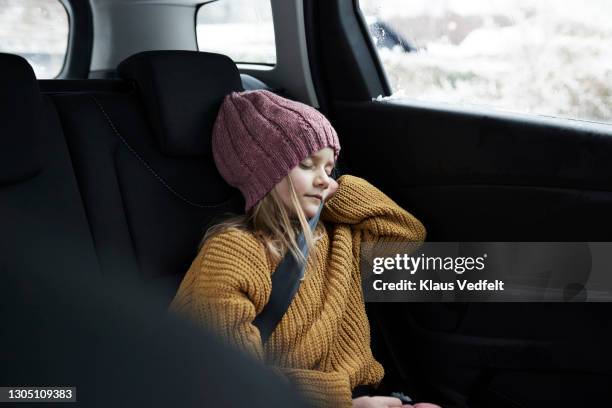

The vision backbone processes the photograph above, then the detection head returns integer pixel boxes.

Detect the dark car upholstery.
[2,51,268,305]
[0,53,100,278]
[0,51,310,407]
[50,51,248,302]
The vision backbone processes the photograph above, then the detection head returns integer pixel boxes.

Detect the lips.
[306,194,322,201]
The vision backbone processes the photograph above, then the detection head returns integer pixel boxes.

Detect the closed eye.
[300,162,333,175]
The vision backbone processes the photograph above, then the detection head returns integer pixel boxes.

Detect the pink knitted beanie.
[212,90,341,212]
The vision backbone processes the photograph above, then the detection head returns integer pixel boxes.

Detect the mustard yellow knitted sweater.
[169,175,426,407]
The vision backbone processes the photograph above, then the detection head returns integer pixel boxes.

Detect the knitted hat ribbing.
[212,90,341,212]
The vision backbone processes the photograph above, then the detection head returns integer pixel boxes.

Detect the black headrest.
[0,53,42,184]
[117,51,243,157]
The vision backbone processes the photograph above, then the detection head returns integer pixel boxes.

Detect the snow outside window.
[0,0,69,78]
[196,0,276,65]
[359,0,612,124]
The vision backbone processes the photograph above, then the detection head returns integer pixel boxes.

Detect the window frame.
[57,0,93,79]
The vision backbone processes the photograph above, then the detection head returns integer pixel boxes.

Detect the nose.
[314,169,330,189]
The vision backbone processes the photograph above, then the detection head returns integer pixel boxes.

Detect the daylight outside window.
[0,0,69,78]
[359,0,612,124]
[196,0,276,65]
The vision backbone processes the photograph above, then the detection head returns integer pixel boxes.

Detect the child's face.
[274,147,337,219]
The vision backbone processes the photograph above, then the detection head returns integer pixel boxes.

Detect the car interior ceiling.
[2,0,612,407]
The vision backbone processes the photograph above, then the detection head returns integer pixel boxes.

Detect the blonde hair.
[200,175,324,274]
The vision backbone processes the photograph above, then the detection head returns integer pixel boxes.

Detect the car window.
[0,0,69,78]
[359,0,612,125]
[196,0,276,65]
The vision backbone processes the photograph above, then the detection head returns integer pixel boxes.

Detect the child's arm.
[168,230,356,407]
[168,230,269,360]
[321,174,426,243]
[278,368,354,407]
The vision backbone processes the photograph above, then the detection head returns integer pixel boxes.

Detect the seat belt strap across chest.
[253,201,324,345]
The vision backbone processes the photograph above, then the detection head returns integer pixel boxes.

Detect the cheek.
[289,171,311,196]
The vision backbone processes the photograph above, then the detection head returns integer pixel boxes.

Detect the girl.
[169,90,438,408]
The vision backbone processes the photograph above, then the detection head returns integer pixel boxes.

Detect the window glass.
[0,0,69,78]
[196,0,276,65]
[359,0,612,124]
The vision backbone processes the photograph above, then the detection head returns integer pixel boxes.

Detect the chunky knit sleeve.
[168,230,356,407]
[321,174,426,242]
[168,229,270,361]
[279,368,353,407]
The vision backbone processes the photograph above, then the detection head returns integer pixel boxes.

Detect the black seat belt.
[253,201,324,344]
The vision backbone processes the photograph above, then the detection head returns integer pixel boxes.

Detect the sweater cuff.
[281,368,353,408]
[322,174,426,242]
[322,174,395,224]
[322,175,358,224]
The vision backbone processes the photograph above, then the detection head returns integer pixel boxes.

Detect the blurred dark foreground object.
[0,266,309,408]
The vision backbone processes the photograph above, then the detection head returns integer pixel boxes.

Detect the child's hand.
[324,177,339,203]
[352,396,404,407]
[352,396,442,408]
